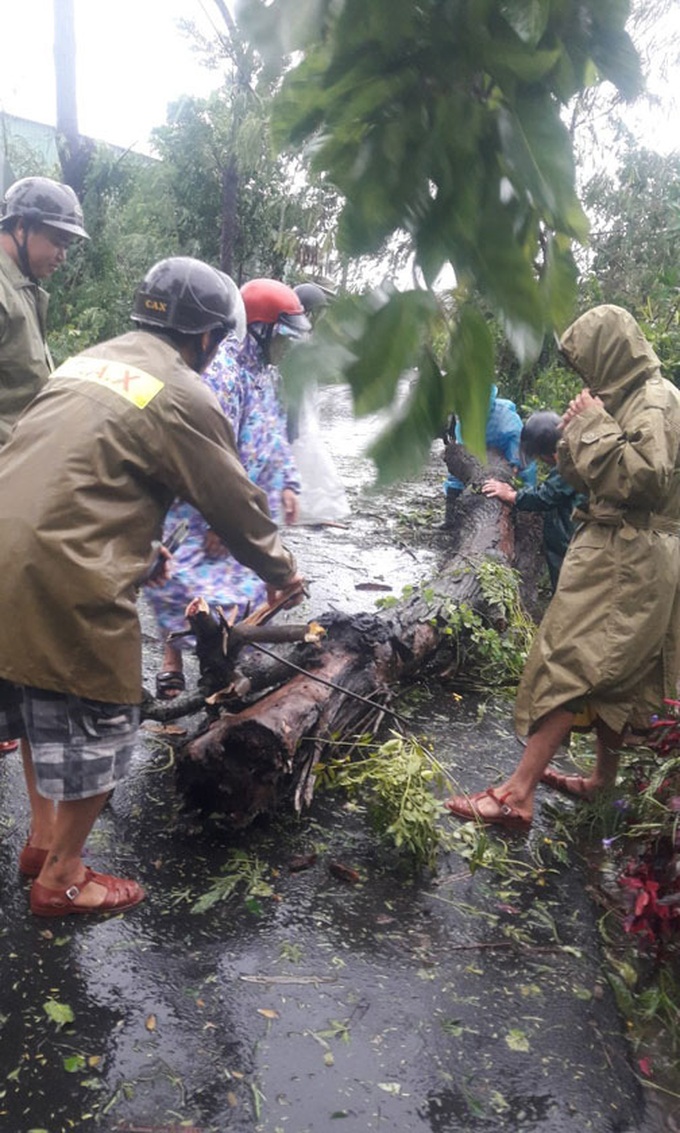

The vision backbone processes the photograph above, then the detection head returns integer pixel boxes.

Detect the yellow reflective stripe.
[51,356,164,409]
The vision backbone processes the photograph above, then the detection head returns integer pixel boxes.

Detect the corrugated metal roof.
[0,111,156,193]
[0,112,61,189]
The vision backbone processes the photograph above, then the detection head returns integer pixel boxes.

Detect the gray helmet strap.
[8,223,36,283]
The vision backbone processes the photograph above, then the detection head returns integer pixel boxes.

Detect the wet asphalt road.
[0,386,674,1132]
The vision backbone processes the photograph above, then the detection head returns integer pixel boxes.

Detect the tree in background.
[236,0,643,481]
[581,145,680,383]
[150,91,326,283]
[154,3,287,280]
[503,1,680,416]
[45,0,179,358]
[44,149,180,362]
[169,3,346,284]
[41,0,680,414]
[52,0,93,195]
[38,0,347,359]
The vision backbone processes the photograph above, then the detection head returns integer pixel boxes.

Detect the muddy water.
[0,384,671,1132]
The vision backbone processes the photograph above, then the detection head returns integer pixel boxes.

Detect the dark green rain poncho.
[514,467,584,592]
[515,305,680,738]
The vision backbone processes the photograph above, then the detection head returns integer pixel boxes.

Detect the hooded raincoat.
[515,305,680,737]
[0,330,296,705]
[446,385,536,492]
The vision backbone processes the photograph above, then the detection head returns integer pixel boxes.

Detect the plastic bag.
[290,388,351,523]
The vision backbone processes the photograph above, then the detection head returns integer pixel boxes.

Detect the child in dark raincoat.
[482,410,586,592]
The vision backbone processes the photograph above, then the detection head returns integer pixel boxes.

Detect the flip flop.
[540,768,593,800]
[30,867,145,917]
[0,739,19,754]
[445,787,531,831]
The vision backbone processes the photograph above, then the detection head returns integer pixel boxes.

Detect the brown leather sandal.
[18,840,49,878]
[30,867,145,917]
[540,768,594,800]
[445,787,531,831]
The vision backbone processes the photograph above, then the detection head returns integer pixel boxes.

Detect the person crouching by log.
[0,257,305,917]
[481,410,587,593]
[446,305,680,831]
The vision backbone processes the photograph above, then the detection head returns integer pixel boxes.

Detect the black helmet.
[294,281,330,316]
[0,176,89,239]
[520,410,562,462]
[131,257,240,335]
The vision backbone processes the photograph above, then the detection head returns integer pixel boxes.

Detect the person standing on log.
[0,176,89,754]
[149,277,309,700]
[481,410,586,592]
[446,305,680,830]
[0,256,305,916]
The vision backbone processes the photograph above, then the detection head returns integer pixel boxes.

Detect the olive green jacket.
[0,331,296,703]
[0,245,52,447]
[515,305,680,737]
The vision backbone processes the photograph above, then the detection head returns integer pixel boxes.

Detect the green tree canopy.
[581,144,680,381]
[238,0,642,480]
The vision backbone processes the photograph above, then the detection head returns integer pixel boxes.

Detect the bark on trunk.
[219,157,239,278]
[53,0,93,194]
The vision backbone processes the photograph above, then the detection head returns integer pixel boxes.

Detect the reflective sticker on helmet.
[51,357,164,408]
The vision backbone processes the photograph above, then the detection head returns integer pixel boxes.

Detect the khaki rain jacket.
[0,331,296,704]
[515,305,680,737]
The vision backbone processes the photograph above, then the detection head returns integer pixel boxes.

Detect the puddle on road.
[281,382,448,621]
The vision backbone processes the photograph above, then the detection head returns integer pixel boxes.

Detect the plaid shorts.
[0,680,139,801]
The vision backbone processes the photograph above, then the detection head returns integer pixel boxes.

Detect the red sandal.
[30,867,145,917]
[18,839,49,878]
[445,787,531,831]
[540,768,594,800]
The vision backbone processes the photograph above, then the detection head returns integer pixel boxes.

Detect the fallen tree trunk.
[160,447,545,827]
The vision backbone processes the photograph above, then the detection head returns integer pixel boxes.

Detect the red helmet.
[240,278,311,337]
